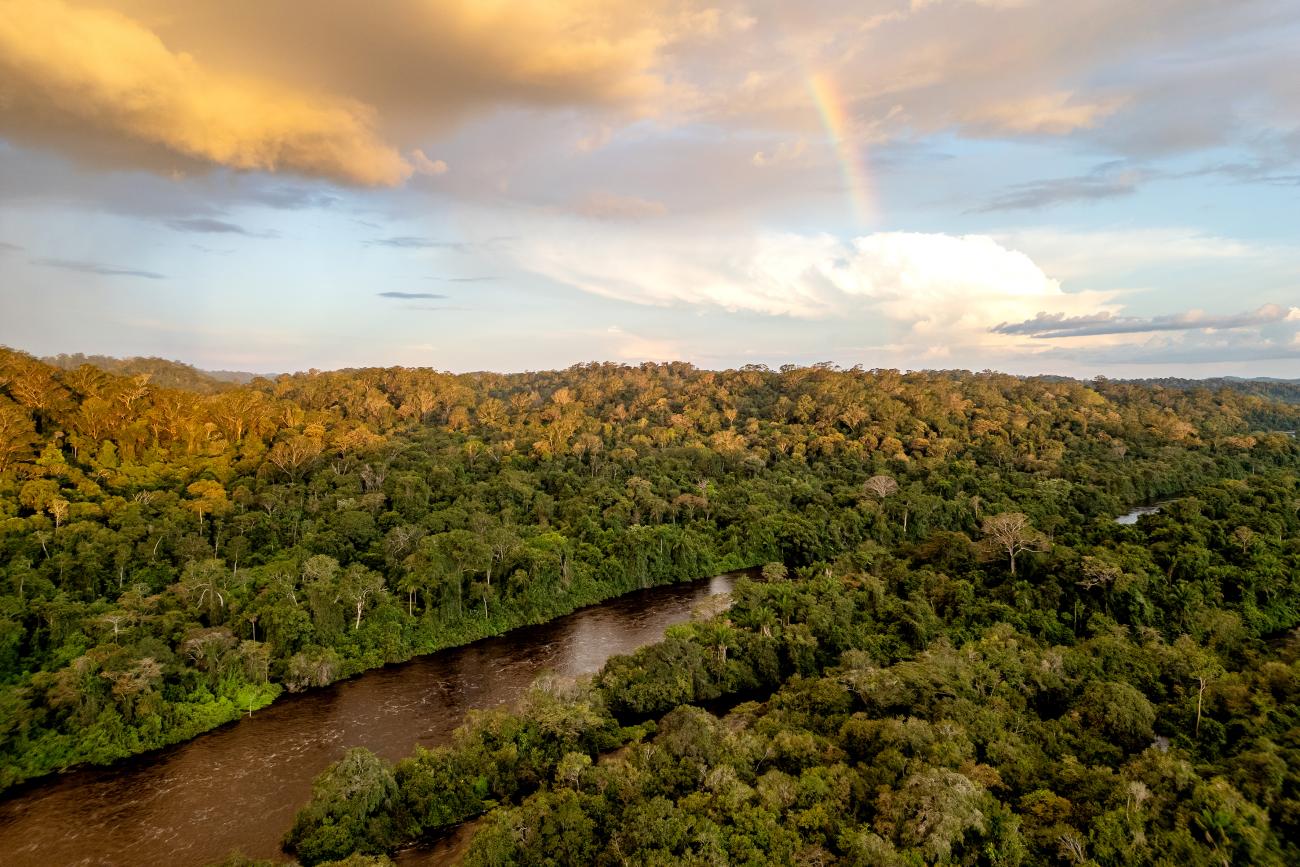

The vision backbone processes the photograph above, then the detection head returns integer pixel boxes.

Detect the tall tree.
[981,512,1047,576]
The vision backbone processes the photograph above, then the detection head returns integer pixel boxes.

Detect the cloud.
[0,0,698,185]
[574,191,668,220]
[961,91,1126,136]
[604,325,682,362]
[0,241,21,252]
[575,125,615,153]
[248,186,340,211]
[368,236,468,251]
[2,0,1294,206]
[752,139,807,168]
[1218,167,1300,187]
[995,304,1299,338]
[696,1,1297,177]
[0,0,412,185]
[1117,344,1300,364]
[32,257,165,279]
[1193,131,1300,187]
[992,227,1256,280]
[518,225,1115,333]
[1041,326,1300,366]
[410,150,449,176]
[976,162,1152,212]
[377,291,447,299]
[165,217,275,237]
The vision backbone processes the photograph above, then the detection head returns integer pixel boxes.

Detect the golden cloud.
[0,0,411,185]
[0,0,688,185]
[0,0,1272,191]
[962,92,1126,136]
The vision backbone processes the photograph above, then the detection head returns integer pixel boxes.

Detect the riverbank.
[0,571,741,866]
[0,556,756,798]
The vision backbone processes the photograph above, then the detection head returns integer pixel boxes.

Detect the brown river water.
[0,572,739,866]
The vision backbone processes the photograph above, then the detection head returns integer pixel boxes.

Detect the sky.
[1,0,1298,378]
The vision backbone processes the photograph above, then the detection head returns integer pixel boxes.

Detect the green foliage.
[292,467,1300,865]
[286,680,623,865]
[4,344,1300,867]
[284,748,401,864]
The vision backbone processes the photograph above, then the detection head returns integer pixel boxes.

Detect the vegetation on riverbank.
[1,346,1298,795]
[287,470,1300,865]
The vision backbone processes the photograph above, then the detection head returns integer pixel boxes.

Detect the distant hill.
[1122,376,1300,405]
[41,353,261,393]
[32,353,1300,406]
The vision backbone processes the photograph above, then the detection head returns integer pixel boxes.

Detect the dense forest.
[279,469,1300,866]
[1125,377,1300,411]
[1,344,1298,812]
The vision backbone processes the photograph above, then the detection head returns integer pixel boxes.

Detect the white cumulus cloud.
[517,227,1116,344]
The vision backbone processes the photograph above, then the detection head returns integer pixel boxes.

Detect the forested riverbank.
[282,467,1300,866]
[1,347,1298,794]
[0,573,737,867]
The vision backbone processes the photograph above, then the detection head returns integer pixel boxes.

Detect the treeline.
[40,353,255,393]
[281,471,1300,866]
[1123,376,1300,410]
[1,346,1298,791]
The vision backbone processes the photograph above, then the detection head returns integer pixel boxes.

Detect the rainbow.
[806,72,875,226]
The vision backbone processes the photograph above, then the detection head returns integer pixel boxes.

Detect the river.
[1115,501,1173,525]
[0,572,740,867]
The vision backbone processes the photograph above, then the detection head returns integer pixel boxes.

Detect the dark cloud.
[1195,131,1300,187]
[31,259,165,279]
[0,145,341,222]
[248,186,339,210]
[377,291,447,299]
[31,257,166,279]
[165,217,277,237]
[0,241,21,252]
[975,162,1152,212]
[995,304,1294,339]
[368,236,469,251]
